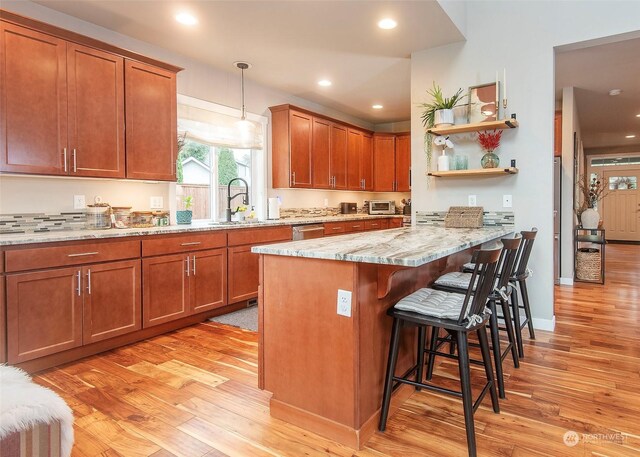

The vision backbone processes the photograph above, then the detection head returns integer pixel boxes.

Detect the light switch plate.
[150,196,163,209]
[503,194,513,208]
[468,195,477,206]
[337,289,352,317]
[73,195,86,209]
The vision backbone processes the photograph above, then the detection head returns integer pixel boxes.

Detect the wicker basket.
[444,206,484,228]
[576,248,601,281]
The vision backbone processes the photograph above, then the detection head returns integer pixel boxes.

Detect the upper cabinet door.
[125,60,177,181]
[331,124,348,190]
[311,117,331,189]
[361,133,374,191]
[289,110,313,188]
[395,134,411,192]
[373,135,396,191]
[0,23,68,175]
[67,44,125,178]
[347,129,362,190]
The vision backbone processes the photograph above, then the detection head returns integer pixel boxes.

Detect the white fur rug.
[0,364,74,457]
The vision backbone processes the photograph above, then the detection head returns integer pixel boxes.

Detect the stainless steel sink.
[208,220,266,226]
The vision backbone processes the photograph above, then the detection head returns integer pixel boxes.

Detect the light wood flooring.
[33,244,640,456]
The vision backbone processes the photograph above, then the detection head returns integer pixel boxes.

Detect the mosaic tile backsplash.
[416,210,514,227]
[0,213,86,234]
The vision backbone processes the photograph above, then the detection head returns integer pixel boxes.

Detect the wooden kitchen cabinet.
[361,133,374,191]
[190,248,227,313]
[312,117,331,189]
[364,219,389,231]
[324,221,347,236]
[373,134,396,191]
[344,220,365,233]
[6,268,83,363]
[347,129,363,190]
[395,134,411,192]
[142,253,190,327]
[125,60,177,181]
[67,43,125,178]
[0,22,68,175]
[389,218,403,228]
[83,259,141,344]
[331,124,348,190]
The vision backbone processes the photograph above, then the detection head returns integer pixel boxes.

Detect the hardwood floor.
[33,244,640,456]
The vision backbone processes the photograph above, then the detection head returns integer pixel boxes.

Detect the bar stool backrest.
[457,246,502,325]
[496,234,522,291]
[514,228,538,278]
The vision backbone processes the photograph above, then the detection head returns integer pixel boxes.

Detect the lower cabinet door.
[190,248,227,313]
[83,259,141,344]
[1,276,6,363]
[6,267,83,363]
[142,253,189,327]
[228,245,259,304]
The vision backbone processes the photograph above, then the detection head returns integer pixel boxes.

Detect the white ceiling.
[556,37,640,150]
[32,0,466,124]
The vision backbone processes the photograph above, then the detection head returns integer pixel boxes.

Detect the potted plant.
[576,174,607,229]
[477,129,503,168]
[420,82,465,171]
[176,196,193,225]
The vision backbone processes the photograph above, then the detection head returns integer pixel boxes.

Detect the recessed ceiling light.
[175,12,198,25]
[372,104,383,109]
[609,89,622,96]
[318,79,332,87]
[378,18,397,29]
[625,134,636,139]
[636,114,640,118]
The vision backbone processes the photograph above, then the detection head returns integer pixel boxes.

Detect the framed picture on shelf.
[468,82,500,123]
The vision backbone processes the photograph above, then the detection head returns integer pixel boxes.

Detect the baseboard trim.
[532,316,556,331]
[559,277,574,286]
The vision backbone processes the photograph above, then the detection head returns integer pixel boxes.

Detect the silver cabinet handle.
[192,255,196,275]
[352,225,361,229]
[73,148,77,172]
[180,242,201,246]
[298,227,325,233]
[332,227,342,230]
[63,148,68,173]
[185,256,190,277]
[67,252,99,257]
[409,167,412,187]
[292,171,296,186]
[76,270,81,296]
[86,269,91,294]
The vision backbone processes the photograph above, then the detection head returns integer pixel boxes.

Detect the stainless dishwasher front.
[292,224,325,241]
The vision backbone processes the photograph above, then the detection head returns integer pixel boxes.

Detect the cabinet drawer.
[365,219,390,231]
[227,226,291,247]
[344,221,365,233]
[5,240,140,272]
[142,232,227,257]
[324,222,346,235]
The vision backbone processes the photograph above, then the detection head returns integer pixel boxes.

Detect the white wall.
[1,1,404,216]
[410,1,640,329]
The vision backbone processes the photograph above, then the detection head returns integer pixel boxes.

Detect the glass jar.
[152,211,170,227]
[85,205,111,230]
[112,206,132,229]
[131,211,154,228]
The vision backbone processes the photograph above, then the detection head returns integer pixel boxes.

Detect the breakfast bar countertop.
[252,225,513,267]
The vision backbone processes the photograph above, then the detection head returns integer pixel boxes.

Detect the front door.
[602,169,640,241]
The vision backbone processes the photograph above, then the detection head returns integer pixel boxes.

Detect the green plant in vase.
[419,82,465,172]
[176,196,193,225]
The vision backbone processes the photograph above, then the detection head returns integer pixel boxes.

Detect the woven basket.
[576,248,601,281]
[444,206,484,228]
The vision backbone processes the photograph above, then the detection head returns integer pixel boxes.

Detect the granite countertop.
[251,225,513,267]
[0,214,403,246]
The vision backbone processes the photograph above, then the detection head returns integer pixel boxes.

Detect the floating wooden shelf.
[428,167,519,178]
[427,119,519,136]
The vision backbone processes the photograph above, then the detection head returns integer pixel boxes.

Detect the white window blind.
[178,103,263,150]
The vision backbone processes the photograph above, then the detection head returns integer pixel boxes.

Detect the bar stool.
[431,235,522,399]
[463,228,538,358]
[379,246,502,457]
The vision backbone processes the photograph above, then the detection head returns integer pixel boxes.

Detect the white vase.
[434,109,454,127]
[581,208,600,229]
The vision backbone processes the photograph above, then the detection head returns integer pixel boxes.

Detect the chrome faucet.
[226,177,249,222]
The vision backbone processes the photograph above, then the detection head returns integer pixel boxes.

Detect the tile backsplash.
[415,211,515,227]
[0,213,86,234]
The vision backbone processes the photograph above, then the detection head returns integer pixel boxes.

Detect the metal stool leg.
[520,279,536,339]
[379,317,401,431]
[426,326,439,380]
[416,326,426,391]
[477,326,500,413]
[500,297,519,368]
[510,284,525,358]
[488,299,505,399]
[456,330,477,457]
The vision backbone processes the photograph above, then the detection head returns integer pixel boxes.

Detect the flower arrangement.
[477,129,503,153]
[576,174,607,217]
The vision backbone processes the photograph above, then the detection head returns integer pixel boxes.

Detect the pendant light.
[234,61,256,147]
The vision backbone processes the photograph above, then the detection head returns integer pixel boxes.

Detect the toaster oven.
[368,200,396,215]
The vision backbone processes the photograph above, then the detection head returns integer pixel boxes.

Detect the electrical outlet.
[73,195,86,209]
[150,196,163,209]
[468,195,477,206]
[503,194,513,208]
[336,289,352,317]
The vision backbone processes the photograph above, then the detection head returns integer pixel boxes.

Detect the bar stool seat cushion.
[395,288,469,320]
[434,271,474,289]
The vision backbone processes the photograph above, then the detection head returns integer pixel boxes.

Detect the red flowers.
[477,129,502,152]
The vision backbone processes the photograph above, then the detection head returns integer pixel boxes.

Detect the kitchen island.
[252,225,512,449]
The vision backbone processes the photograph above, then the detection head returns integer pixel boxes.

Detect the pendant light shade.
[234,61,258,149]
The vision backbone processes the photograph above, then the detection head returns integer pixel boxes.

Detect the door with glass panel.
[602,170,640,241]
